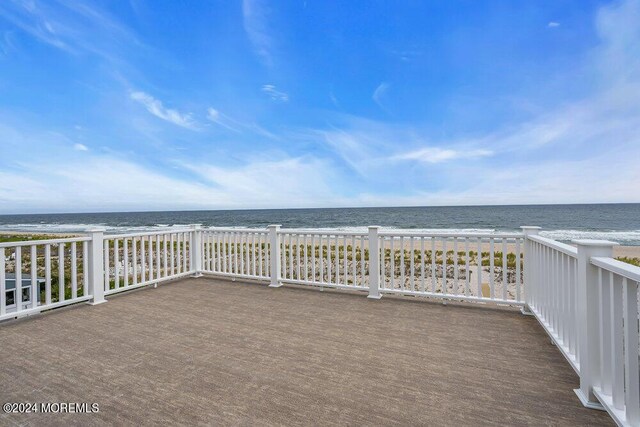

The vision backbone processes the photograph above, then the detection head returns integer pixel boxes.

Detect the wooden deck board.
[0,277,612,426]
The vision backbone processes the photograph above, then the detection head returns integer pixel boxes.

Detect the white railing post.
[573,239,618,409]
[86,228,106,305]
[367,226,381,299]
[268,225,282,287]
[190,224,203,277]
[520,226,541,315]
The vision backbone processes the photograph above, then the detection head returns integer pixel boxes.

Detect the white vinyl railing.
[526,233,580,371]
[0,223,638,426]
[0,235,93,321]
[378,231,524,304]
[589,257,639,426]
[200,227,271,280]
[525,228,640,426]
[103,229,196,296]
[277,229,370,290]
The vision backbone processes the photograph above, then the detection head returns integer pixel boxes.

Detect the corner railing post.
[268,225,282,287]
[87,227,106,305]
[520,226,541,315]
[190,224,203,277]
[367,226,381,299]
[573,239,618,409]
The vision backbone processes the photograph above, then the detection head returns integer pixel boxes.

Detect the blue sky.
[0,0,639,213]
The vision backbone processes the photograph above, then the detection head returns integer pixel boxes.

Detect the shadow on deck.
[0,277,612,426]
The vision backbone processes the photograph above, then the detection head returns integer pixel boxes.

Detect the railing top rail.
[527,234,578,257]
[279,229,367,237]
[591,256,640,282]
[106,229,194,239]
[204,227,269,234]
[0,236,91,248]
[378,231,523,239]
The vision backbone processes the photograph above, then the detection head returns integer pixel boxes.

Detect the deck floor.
[0,277,612,426]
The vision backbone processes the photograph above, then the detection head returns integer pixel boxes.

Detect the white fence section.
[526,229,640,426]
[0,223,638,426]
[378,231,524,304]
[277,229,370,291]
[103,229,195,296]
[0,235,93,321]
[588,257,640,426]
[200,228,271,281]
[526,233,580,371]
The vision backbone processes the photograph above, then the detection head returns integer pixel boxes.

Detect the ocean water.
[0,204,639,245]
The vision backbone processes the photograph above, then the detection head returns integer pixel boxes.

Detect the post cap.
[267,224,282,229]
[189,224,202,229]
[572,239,619,247]
[368,225,381,229]
[85,227,106,233]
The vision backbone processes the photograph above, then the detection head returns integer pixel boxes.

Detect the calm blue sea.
[0,204,639,245]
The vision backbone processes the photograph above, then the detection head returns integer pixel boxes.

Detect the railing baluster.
[15,246,22,310]
[71,242,78,298]
[163,234,168,278]
[123,239,129,288]
[409,237,415,292]
[319,235,324,283]
[30,245,38,307]
[132,237,138,285]
[155,235,161,280]
[170,233,175,275]
[432,238,438,293]
[502,239,507,301]
[82,241,89,297]
[334,234,339,284]
[453,238,458,295]
[442,238,447,295]
[342,235,347,285]
[611,273,624,409]
[300,234,306,281]
[297,234,302,281]
[515,238,521,302]
[114,239,120,289]
[464,239,470,297]
[476,238,482,297]
[45,244,51,305]
[58,243,64,302]
[489,239,494,299]
[258,233,264,277]
[252,233,257,277]
[599,269,611,394]
[390,237,395,290]
[622,277,639,422]
[183,232,188,273]
[400,236,405,291]
[351,235,356,286]
[420,238,425,293]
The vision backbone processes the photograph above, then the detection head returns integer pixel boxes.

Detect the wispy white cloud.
[261,84,289,102]
[329,91,341,108]
[395,147,492,163]
[242,0,274,66]
[206,108,241,132]
[0,0,142,59]
[130,91,197,130]
[206,107,280,139]
[372,82,390,113]
[73,143,88,151]
[548,21,560,28]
